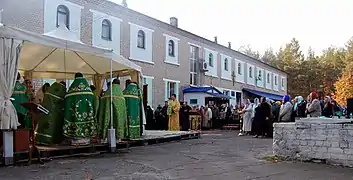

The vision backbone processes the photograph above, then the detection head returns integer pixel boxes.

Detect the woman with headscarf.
[294,96,306,118]
[253,97,271,138]
[279,95,293,122]
[239,99,253,136]
[306,92,322,117]
[322,96,334,118]
[35,83,50,104]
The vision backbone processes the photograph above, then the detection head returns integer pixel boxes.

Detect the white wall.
[90,9,122,54]
[129,22,154,64]
[246,63,255,86]
[44,0,83,37]
[220,54,232,81]
[256,67,264,88]
[235,59,245,83]
[204,48,218,77]
[265,70,272,90]
[183,93,209,107]
[273,73,279,91]
[163,34,180,65]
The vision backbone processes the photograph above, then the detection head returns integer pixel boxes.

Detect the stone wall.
[273,119,353,167]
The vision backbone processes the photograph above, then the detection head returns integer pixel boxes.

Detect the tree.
[276,38,304,96]
[334,62,353,105]
[261,48,277,65]
[238,44,261,59]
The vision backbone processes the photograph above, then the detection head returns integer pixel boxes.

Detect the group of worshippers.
[11,72,143,146]
[148,96,193,131]
[237,92,346,138]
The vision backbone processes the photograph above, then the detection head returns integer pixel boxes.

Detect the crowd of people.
[237,92,348,138]
[11,72,144,146]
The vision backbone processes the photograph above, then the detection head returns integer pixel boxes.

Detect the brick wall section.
[273,120,353,167]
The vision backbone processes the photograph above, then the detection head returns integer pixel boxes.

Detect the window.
[231,91,235,97]
[281,79,284,87]
[249,67,253,78]
[190,73,197,85]
[142,77,147,85]
[168,40,175,57]
[274,76,278,85]
[208,53,213,67]
[101,19,112,41]
[223,90,230,96]
[56,5,70,29]
[190,45,198,73]
[137,30,145,49]
[267,73,270,83]
[258,70,262,81]
[190,99,198,104]
[224,58,228,71]
[237,63,242,75]
[168,82,176,98]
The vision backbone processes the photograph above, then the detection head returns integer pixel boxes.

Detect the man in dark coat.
[253,97,271,138]
[179,102,192,131]
[161,101,169,130]
[154,105,163,130]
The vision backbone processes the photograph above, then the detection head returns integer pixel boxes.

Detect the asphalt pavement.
[1,131,353,180]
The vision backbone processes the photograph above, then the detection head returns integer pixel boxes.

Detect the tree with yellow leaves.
[334,62,353,105]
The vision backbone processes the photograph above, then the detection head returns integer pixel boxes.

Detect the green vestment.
[63,77,97,145]
[35,82,66,145]
[123,83,141,139]
[11,81,31,128]
[98,84,128,140]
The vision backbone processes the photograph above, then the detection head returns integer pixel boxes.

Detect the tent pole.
[108,58,116,152]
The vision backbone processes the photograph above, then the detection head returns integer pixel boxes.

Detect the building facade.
[2,0,287,108]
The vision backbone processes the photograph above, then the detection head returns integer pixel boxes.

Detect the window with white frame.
[249,67,253,78]
[281,78,284,88]
[274,76,278,85]
[208,53,214,67]
[168,40,175,57]
[164,79,180,100]
[223,90,230,96]
[101,19,112,41]
[189,45,199,85]
[137,30,145,49]
[237,63,242,75]
[267,73,270,83]
[56,5,70,29]
[258,70,262,81]
[224,58,228,71]
[142,76,154,106]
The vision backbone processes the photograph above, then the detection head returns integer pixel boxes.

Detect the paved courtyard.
[1,131,353,180]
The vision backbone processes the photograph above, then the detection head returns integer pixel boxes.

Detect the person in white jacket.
[239,99,253,136]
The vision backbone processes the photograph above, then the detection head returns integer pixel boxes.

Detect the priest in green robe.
[11,72,30,129]
[35,82,66,145]
[98,79,128,142]
[63,73,97,146]
[123,81,141,139]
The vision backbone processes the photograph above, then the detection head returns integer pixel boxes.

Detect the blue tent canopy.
[243,88,283,101]
[183,86,232,99]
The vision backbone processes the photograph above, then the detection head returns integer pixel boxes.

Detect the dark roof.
[183,86,232,99]
[243,88,283,101]
[102,0,287,74]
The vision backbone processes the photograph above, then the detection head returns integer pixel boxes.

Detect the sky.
[111,0,353,55]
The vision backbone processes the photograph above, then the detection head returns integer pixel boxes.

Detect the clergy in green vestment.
[98,79,128,142]
[35,82,66,145]
[63,73,97,146]
[11,73,30,129]
[89,85,100,120]
[123,81,141,139]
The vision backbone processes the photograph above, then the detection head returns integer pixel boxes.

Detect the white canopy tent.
[0,24,145,161]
